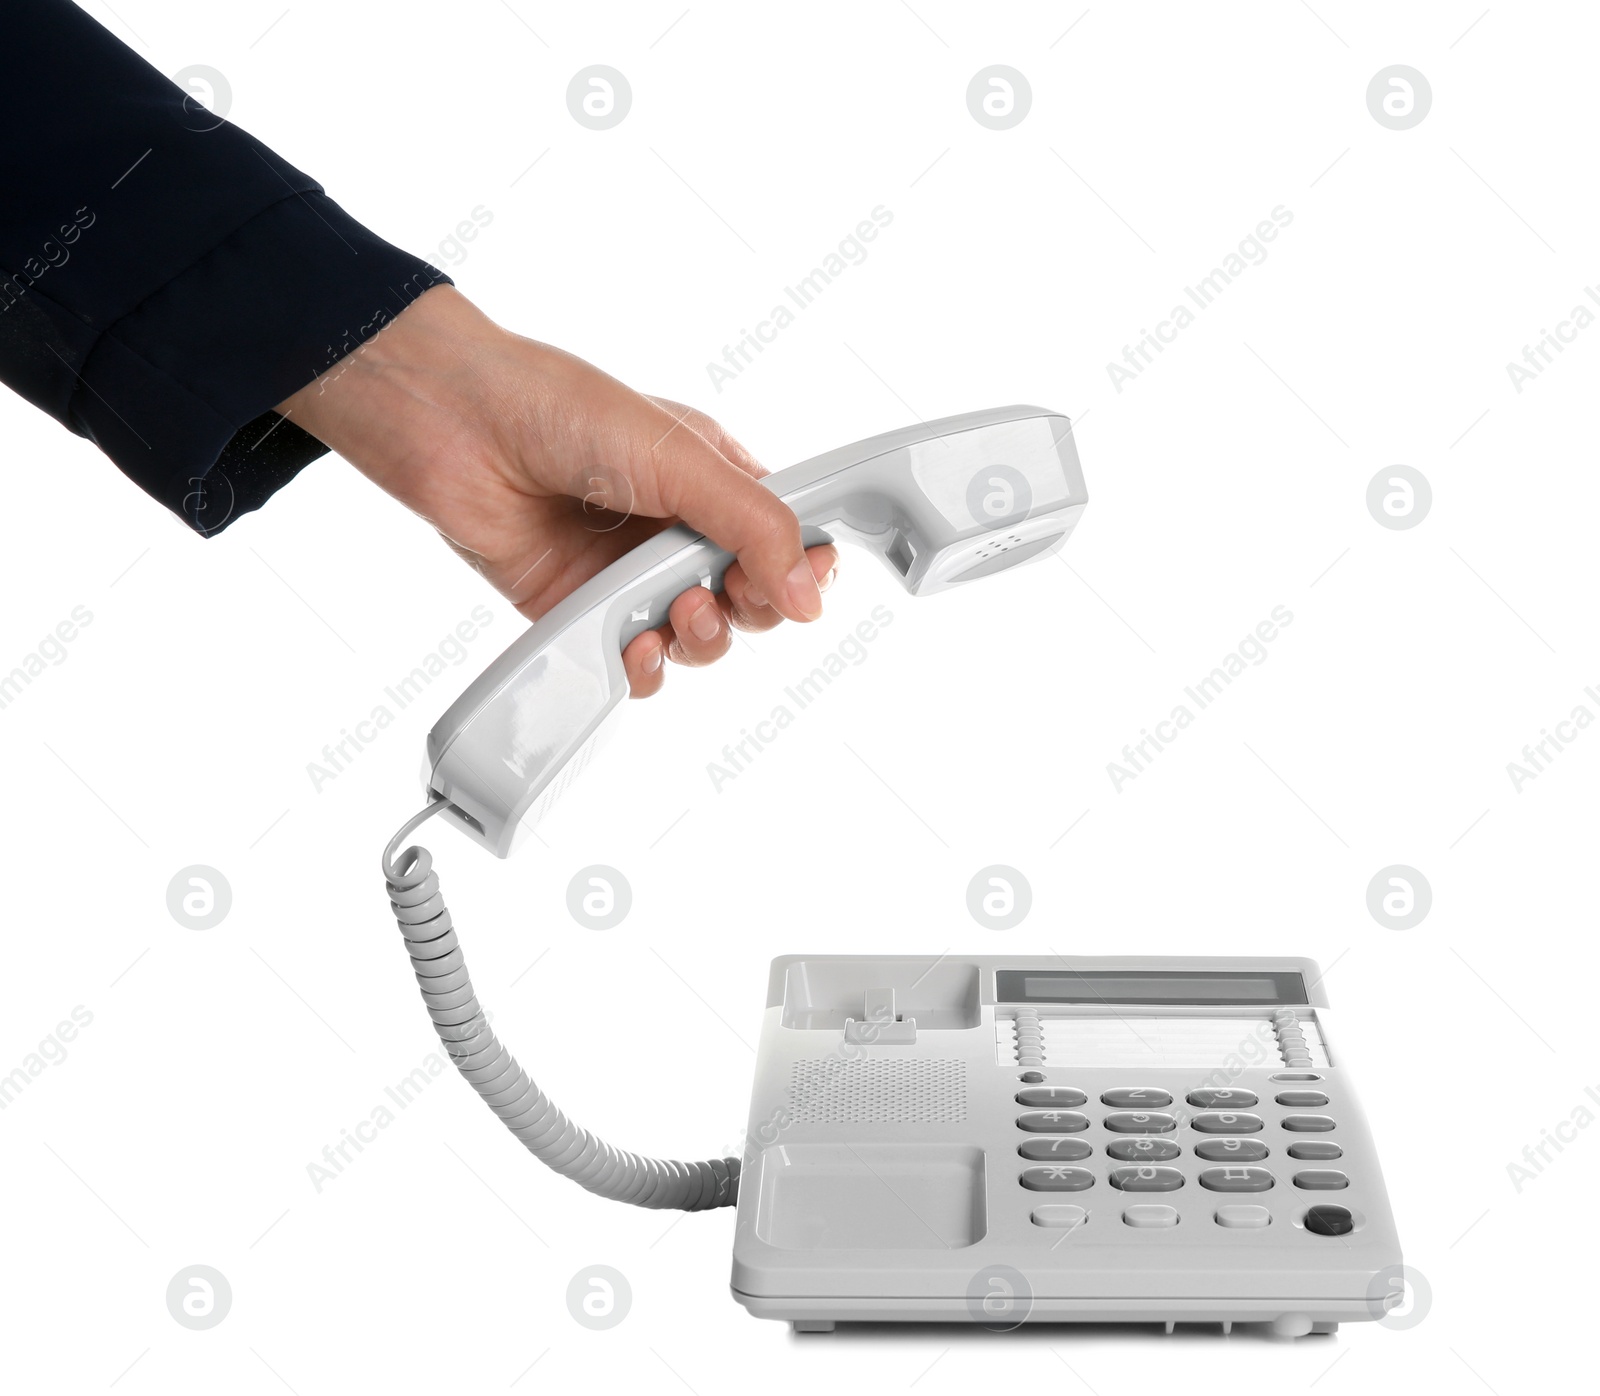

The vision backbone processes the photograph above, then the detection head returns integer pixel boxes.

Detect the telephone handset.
[424,404,1087,857]
[381,406,1087,1211]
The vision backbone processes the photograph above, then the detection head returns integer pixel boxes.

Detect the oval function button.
[1103,1111,1178,1134]
[1199,1166,1275,1193]
[1195,1137,1269,1162]
[1016,1086,1088,1108]
[1275,1090,1329,1107]
[1271,1072,1323,1082]
[1107,1137,1181,1162]
[1101,1087,1173,1108]
[1016,1110,1091,1133]
[1187,1088,1258,1108]
[1110,1165,1185,1193]
[1031,1204,1088,1229]
[1302,1204,1355,1236]
[1020,1165,1095,1192]
[1293,1170,1349,1191]
[1281,1114,1337,1133]
[1191,1112,1265,1134]
[1018,1137,1093,1161]
[1287,1140,1342,1161]
[1123,1204,1179,1228]
[1215,1204,1271,1228]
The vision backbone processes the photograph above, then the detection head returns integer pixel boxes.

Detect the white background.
[3,1,1597,1391]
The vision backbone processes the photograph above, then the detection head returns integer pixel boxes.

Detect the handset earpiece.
[425,404,1087,856]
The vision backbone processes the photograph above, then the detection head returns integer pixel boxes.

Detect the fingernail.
[818,567,837,593]
[688,601,722,642]
[642,641,663,674]
[744,582,767,608]
[786,559,823,620]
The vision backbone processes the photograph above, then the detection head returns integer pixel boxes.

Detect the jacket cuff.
[71,190,450,535]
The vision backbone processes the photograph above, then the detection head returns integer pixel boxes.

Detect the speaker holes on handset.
[973,532,1025,561]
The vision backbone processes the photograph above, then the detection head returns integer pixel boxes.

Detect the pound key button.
[1199,1166,1275,1193]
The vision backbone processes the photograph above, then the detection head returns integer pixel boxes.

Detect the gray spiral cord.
[382,800,740,1210]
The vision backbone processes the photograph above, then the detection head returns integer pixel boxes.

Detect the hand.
[277,284,837,697]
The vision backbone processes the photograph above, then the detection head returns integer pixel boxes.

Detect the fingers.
[640,401,823,626]
[620,545,838,698]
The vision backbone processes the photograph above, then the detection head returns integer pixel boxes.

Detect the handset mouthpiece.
[424,405,1087,856]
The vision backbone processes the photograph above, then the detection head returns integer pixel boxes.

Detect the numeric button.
[1101,1087,1172,1108]
[1110,1165,1184,1192]
[1195,1138,1269,1162]
[1187,1088,1257,1108]
[1103,1111,1177,1134]
[1199,1166,1275,1193]
[1016,1086,1087,1108]
[1017,1110,1090,1133]
[1018,1137,1093,1161]
[1107,1137,1181,1162]
[1191,1112,1264,1134]
[1020,1166,1095,1192]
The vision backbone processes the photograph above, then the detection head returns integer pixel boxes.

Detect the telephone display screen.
[995,970,1308,1005]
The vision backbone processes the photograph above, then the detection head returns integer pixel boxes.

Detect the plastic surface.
[423,405,1087,856]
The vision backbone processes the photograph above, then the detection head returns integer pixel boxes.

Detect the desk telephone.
[379,406,1402,1333]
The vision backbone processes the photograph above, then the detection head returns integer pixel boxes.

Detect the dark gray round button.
[1199,1166,1275,1192]
[1016,1086,1087,1108]
[1101,1087,1172,1108]
[1281,1114,1336,1132]
[1187,1088,1258,1108]
[1303,1204,1354,1236]
[1293,1170,1349,1190]
[1107,1137,1181,1162]
[1020,1165,1094,1192]
[1019,1070,1045,1083]
[1287,1140,1342,1161]
[1191,1112,1264,1134]
[1275,1090,1329,1107]
[1018,1137,1093,1161]
[1017,1110,1090,1133]
[1110,1165,1184,1192]
[1195,1137,1269,1162]
[1103,1111,1177,1134]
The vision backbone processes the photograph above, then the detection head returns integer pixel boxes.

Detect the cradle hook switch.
[844,986,916,1045]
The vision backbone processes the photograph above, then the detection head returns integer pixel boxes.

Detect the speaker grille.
[787,1059,967,1123]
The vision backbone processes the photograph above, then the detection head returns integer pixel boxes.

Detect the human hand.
[277,284,837,697]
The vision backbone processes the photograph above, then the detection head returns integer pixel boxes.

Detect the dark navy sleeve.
[0,0,451,534]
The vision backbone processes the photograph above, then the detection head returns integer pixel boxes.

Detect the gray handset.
[424,405,1087,857]
[381,405,1087,1216]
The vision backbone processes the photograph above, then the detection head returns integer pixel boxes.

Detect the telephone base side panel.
[729,955,1402,1336]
